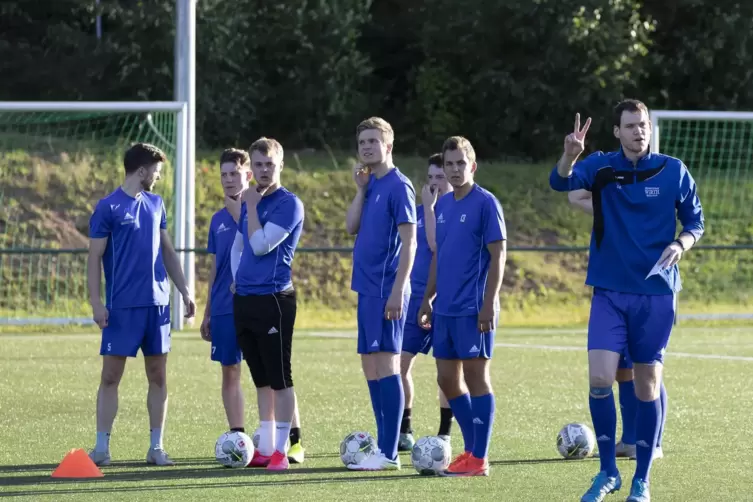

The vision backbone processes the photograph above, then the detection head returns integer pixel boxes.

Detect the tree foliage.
[0,0,749,158]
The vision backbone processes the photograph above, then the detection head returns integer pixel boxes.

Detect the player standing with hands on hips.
[346,117,417,471]
[87,142,196,466]
[418,136,507,477]
[549,99,704,502]
[230,137,305,471]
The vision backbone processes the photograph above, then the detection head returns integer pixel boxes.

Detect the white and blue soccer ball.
[340,431,378,466]
[215,430,254,468]
[411,435,452,475]
[556,423,596,459]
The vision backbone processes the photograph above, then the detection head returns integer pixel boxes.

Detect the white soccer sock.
[259,420,275,456]
[150,428,163,450]
[275,422,291,454]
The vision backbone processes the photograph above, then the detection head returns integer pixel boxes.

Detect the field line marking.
[2,330,753,362]
[305,331,753,362]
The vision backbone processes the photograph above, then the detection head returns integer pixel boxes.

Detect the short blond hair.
[442,136,476,164]
[249,137,284,160]
[356,117,394,145]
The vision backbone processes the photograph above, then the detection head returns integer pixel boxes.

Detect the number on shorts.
[212,346,216,355]
[107,342,112,352]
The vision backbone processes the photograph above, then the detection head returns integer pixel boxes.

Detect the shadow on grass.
[0,455,608,497]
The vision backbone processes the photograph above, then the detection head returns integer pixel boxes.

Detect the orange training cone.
[51,448,104,478]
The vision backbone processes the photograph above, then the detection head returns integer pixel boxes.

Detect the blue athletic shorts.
[101,306,171,357]
[588,288,676,364]
[402,295,432,355]
[433,313,498,360]
[210,313,243,366]
[357,293,410,355]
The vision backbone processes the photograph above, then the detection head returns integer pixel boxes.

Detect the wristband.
[673,239,686,252]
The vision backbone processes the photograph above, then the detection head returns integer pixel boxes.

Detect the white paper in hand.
[645,260,665,280]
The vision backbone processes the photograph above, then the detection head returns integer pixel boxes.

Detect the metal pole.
[95,0,102,39]
[184,0,196,311]
[174,0,196,329]
[172,106,188,330]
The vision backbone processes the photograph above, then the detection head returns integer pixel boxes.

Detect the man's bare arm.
[204,255,216,318]
[423,252,437,304]
[160,229,190,296]
[391,223,417,297]
[568,189,593,215]
[483,240,507,308]
[346,187,367,235]
[87,238,108,306]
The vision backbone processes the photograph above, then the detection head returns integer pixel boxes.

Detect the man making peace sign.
[549,99,705,502]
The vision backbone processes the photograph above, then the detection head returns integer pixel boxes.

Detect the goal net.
[0,102,189,329]
[651,110,753,320]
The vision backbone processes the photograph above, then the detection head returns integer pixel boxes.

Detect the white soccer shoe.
[88,450,111,466]
[347,450,401,471]
[146,447,175,466]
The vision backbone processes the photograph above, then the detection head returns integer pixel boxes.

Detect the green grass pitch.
[1,327,751,501]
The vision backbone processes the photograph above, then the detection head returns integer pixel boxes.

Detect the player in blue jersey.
[398,153,455,452]
[201,148,250,434]
[345,117,417,471]
[418,136,507,478]
[568,189,667,462]
[549,99,704,502]
[202,148,307,464]
[87,142,196,467]
[229,137,305,471]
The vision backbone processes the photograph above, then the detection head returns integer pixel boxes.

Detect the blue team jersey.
[207,208,237,316]
[88,187,170,309]
[549,148,705,295]
[351,168,417,298]
[434,184,507,316]
[409,205,432,299]
[235,187,304,296]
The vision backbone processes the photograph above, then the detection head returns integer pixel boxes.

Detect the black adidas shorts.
[233,289,296,390]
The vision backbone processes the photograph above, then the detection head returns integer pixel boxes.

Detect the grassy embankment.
[1,147,751,331]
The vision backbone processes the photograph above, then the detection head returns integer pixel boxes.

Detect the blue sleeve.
[548,151,605,192]
[676,162,705,242]
[483,195,507,245]
[391,181,417,226]
[239,203,247,237]
[160,199,167,230]
[89,200,112,238]
[268,196,304,233]
[207,220,216,254]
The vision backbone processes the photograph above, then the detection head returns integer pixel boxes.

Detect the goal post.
[0,101,193,330]
[650,109,753,321]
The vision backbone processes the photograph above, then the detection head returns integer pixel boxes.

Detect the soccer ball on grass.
[411,435,452,475]
[556,422,596,459]
[215,430,254,467]
[340,431,378,466]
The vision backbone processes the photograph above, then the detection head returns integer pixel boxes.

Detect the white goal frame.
[650,109,753,321]
[0,101,194,330]
[650,109,753,155]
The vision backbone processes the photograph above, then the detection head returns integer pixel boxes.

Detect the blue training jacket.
[549,148,704,295]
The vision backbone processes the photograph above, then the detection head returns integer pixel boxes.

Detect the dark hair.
[613,99,649,128]
[123,143,167,175]
[428,153,442,167]
[220,148,250,168]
